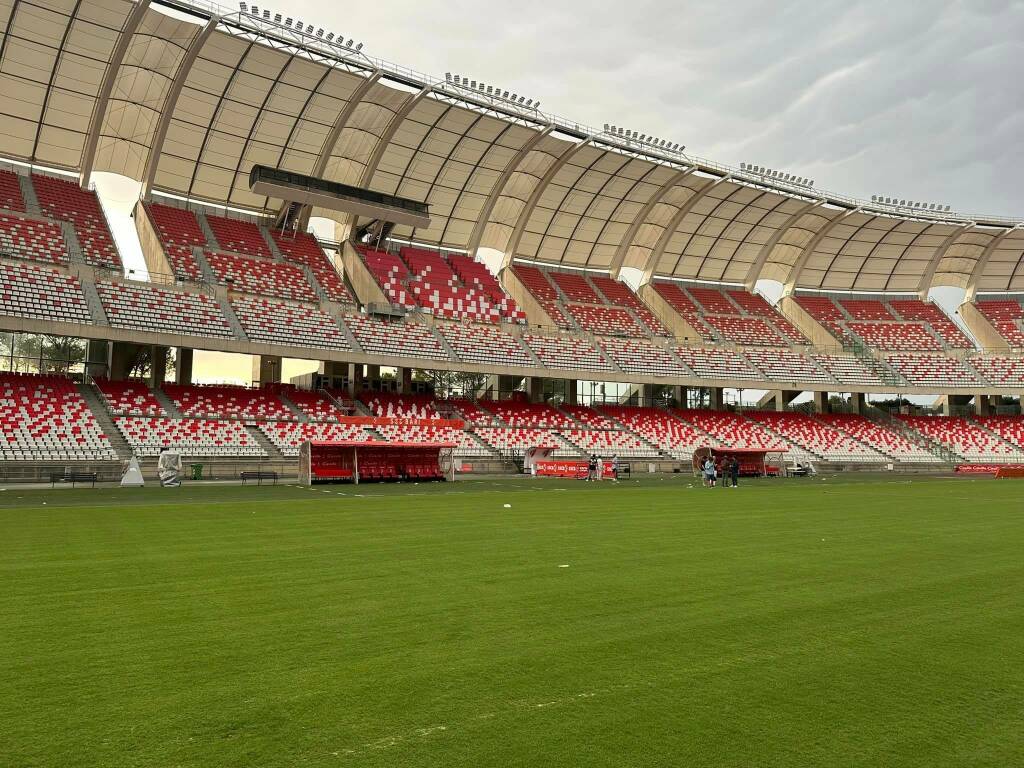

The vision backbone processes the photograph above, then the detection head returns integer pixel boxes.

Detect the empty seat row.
[744,348,833,383]
[0,262,92,324]
[0,169,26,211]
[145,203,205,281]
[436,322,535,367]
[885,355,984,387]
[745,410,885,462]
[345,314,448,360]
[31,174,121,270]
[97,280,234,338]
[566,303,648,337]
[205,213,272,258]
[206,251,317,302]
[474,427,579,456]
[94,378,165,417]
[258,421,374,456]
[599,337,689,377]
[271,230,353,303]
[162,383,295,421]
[231,296,351,350]
[117,417,266,457]
[359,391,439,419]
[598,405,713,458]
[0,213,67,264]
[523,333,612,371]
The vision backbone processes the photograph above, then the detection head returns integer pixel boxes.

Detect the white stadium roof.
[1,0,1022,294]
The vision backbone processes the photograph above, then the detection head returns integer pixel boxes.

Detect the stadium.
[2,0,1023,765]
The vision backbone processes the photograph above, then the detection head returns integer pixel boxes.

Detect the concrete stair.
[196,210,219,249]
[79,382,131,459]
[18,173,41,215]
[246,424,285,460]
[277,391,310,423]
[151,386,183,417]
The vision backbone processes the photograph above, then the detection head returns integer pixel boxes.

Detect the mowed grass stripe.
[1,478,1022,766]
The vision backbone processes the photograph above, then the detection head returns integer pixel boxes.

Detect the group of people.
[701,455,740,488]
[586,454,618,481]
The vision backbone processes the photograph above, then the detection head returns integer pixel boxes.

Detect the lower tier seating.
[558,428,660,458]
[447,399,500,425]
[116,417,265,457]
[599,337,689,377]
[373,422,490,456]
[673,347,761,380]
[94,378,164,417]
[97,281,233,338]
[675,409,789,451]
[523,333,612,372]
[231,297,350,350]
[478,400,575,429]
[745,410,885,462]
[360,392,439,419]
[162,384,295,420]
[974,416,1024,452]
[0,213,67,264]
[885,355,984,388]
[257,422,374,457]
[744,349,832,383]
[275,387,348,421]
[560,404,617,429]
[0,373,116,461]
[815,413,936,462]
[474,427,579,456]
[436,322,535,367]
[345,315,446,360]
[0,262,92,324]
[598,406,716,459]
[565,303,647,337]
[896,415,1019,461]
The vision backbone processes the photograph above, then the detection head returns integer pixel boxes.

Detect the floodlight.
[471,81,477,88]
[944,205,950,211]
[518,96,525,103]
[239,2,247,11]
[316,28,323,36]
[534,102,540,109]
[262,10,269,18]
[306,25,313,33]
[285,17,291,24]
[274,13,281,22]
[355,42,363,51]
[525,99,532,107]
[486,86,493,94]
[503,91,509,98]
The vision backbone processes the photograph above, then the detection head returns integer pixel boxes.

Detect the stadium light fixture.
[239,1,247,10]
[274,13,281,22]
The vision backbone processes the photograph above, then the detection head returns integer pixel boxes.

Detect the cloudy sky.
[282,0,1023,216]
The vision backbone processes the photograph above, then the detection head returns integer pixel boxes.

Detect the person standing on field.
[730,456,740,488]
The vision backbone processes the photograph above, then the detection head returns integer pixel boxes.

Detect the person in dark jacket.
[729,456,740,488]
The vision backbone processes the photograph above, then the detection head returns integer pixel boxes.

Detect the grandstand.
[0,0,1021,486]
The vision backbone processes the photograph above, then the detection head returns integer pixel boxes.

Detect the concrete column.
[108,342,139,381]
[175,348,193,385]
[672,386,687,408]
[496,375,520,400]
[353,364,365,393]
[85,339,109,380]
[813,391,828,414]
[525,376,544,403]
[851,392,866,415]
[941,394,972,416]
[974,393,992,416]
[397,367,413,394]
[566,379,578,406]
[149,345,168,388]
[708,387,723,410]
[639,383,657,407]
[252,354,282,385]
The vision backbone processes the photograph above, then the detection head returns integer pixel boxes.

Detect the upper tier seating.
[205,214,272,258]
[373,422,489,456]
[145,203,204,281]
[31,174,121,270]
[565,303,647,337]
[597,405,713,458]
[117,417,265,457]
[674,409,789,451]
[271,230,353,303]
[793,295,847,338]
[436,322,534,367]
[509,264,572,328]
[744,410,884,462]
[94,378,165,417]
[896,415,1018,461]
[448,253,527,322]
[97,281,233,338]
[162,384,294,421]
[974,299,1024,347]
[885,355,984,388]
[973,416,1024,452]
[888,299,973,349]
[650,282,714,340]
[815,413,936,463]
[0,213,67,264]
[599,337,689,377]
[275,387,348,421]
[688,287,740,314]
[558,428,659,458]
[0,262,92,324]
[206,251,317,302]
[839,299,894,320]
[705,315,786,346]
[360,392,439,419]
[359,248,418,309]
[0,373,116,461]
[847,321,942,351]
[478,400,575,429]
[257,421,373,457]
[590,275,669,335]
[560,404,617,429]
[0,169,26,211]
[743,349,832,383]
[345,315,447,360]
[523,333,613,371]
[231,296,350,350]
[673,347,761,380]
[968,356,1024,387]
[474,427,579,457]
[549,271,602,303]
[811,355,886,386]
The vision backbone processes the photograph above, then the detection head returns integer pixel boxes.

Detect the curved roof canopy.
[0,0,1022,293]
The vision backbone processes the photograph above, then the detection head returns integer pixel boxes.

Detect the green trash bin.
[190,463,203,481]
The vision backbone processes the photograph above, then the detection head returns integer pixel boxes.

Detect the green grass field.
[2,475,1022,767]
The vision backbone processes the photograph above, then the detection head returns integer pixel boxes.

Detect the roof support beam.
[310,70,382,179]
[640,175,727,284]
[914,223,973,297]
[80,0,150,187]
[141,15,218,197]
[743,200,822,289]
[501,137,593,269]
[467,125,554,259]
[965,225,1023,301]
[30,0,84,165]
[783,206,861,294]
[609,168,693,279]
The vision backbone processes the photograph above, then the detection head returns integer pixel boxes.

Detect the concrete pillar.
[496,375,520,400]
[525,376,544,403]
[941,394,972,416]
[175,348,193,385]
[252,354,282,385]
[108,342,140,381]
[397,367,413,394]
[353,364,366,392]
[85,339,109,380]
[149,345,168,388]
[851,392,866,415]
[708,387,723,410]
[672,386,687,408]
[813,391,828,414]
[974,393,992,416]
[566,379,578,406]
[638,383,656,407]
